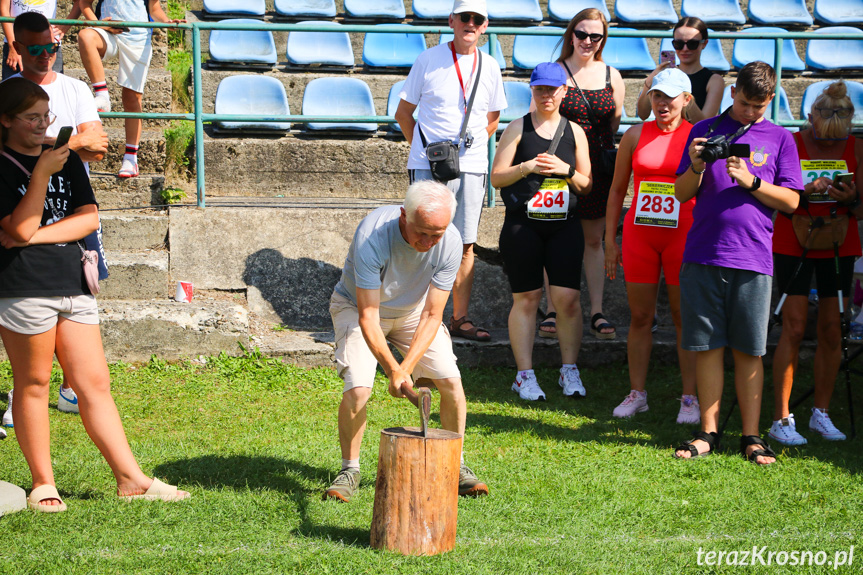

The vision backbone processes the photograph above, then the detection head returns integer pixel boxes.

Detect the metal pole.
[192,23,206,208]
[487,32,498,208]
[773,38,783,123]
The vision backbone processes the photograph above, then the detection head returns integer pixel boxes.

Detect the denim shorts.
[0,295,99,335]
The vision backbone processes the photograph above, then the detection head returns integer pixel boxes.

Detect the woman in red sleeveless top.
[604,68,697,423]
[770,81,863,446]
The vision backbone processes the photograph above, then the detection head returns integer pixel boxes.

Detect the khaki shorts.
[93,27,152,93]
[330,292,460,392]
[0,295,99,335]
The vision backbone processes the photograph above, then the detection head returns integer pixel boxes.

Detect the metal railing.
[4,17,860,208]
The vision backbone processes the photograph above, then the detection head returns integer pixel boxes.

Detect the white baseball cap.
[648,68,692,98]
[452,0,488,18]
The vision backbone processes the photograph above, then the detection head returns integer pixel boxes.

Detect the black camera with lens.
[700,135,751,163]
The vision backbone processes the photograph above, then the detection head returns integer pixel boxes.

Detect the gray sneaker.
[458,464,489,497]
[323,469,360,502]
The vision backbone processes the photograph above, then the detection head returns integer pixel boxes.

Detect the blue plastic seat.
[286,21,354,67]
[801,80,863,125]
[412,0,451,19]
[814,0,863,25]
[806,27,863,71]
[615,0,677,25]
[303,78,377,132]
[604,29,655,71]
[732,27,806,72]
[659,33,730,72]
[208,19,277,69]
[719,84,795,127]
[512,27,564,71]
[748,0,813,26]
[548,0,611,23]
[203,0,265,18]
[274,0,337,18]
[345,0,406,19]
[363,25,427,68]
[214,76,290,134]
[680,0,745,25]
[439,34,506,70]
[387,81,407,132]
[488,0,543,22]
[499,81,532,131]
[617,104,653,135]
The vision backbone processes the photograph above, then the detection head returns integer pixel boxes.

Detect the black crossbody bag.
[503,116,569,209]
[562,62,617,177]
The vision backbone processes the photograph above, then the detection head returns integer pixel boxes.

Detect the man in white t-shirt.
[395,0,506,343]
[324,180,489,503]
[0,0,77,80]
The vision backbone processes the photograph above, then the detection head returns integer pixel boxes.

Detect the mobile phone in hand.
[660,50,676,66]
[834,172,854,185]
[53,126,73,150]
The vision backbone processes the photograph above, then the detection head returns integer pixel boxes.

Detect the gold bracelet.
[519,162,526,178]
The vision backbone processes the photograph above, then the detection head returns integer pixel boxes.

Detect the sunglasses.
[458,13,486,25]
[23,43,61,57]
[574,30,604,43]
[814,107,853,119]
[671,39,705,51]
[16,112,57,129]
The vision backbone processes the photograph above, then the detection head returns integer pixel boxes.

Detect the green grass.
[1,353,861,574]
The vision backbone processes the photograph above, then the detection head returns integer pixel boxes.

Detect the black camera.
[700,135,751,163]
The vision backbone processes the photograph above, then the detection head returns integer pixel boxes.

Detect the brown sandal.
[449,316,491,342]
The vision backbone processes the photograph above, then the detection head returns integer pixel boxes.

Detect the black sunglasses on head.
[671,39,705,51]
[459,13,486,25]
[574,30,604,43]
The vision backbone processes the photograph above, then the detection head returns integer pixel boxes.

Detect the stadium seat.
[801,80,863,125]
[286,21,354,68]
[363,25,426,68]
[719,84,795,126]
[805,27,863,71]
[439,34,506,70]
[488,0,543,22]
[274,0,337,18]
[732,27,806,72]
[615,0,677,25]
[512,26,564,71]
[659,33,730,72]
[680,0,745,26]
[548,0,611,23]
[604,29,655,71]
[214,76,290,134]
[203,0,265,18]
[412,0,451,19]
[387,81,407,132]
[207,19,277,70]
[499,81,532,131]
[303,78,378,132]
[748,0,813,26]
[617,104,653,135]
[345,0,406,19]
[814,0,863,25]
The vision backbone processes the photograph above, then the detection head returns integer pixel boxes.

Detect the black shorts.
[774,253,855,298]
[499,209,584,293]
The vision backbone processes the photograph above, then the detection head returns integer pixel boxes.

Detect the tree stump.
[370,426,462,556]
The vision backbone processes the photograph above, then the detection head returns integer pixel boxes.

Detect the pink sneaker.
[676,395,701,425]
[612,390,648,418]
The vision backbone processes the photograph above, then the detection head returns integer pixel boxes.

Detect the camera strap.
[419,44,483,149]
[704,108,755,143]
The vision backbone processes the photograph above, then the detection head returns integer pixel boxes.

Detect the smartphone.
[834,172,854,185]
[728,143,750,158]
[660,50,676,66]
[53,126,73,150]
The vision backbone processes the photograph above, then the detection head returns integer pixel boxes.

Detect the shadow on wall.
[243,249,342,330]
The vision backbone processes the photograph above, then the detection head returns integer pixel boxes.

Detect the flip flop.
[538,312,558,339]
[28,484,67,513]
[120,478,190,502]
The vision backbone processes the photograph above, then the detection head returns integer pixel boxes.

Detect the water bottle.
[809,289,819,304]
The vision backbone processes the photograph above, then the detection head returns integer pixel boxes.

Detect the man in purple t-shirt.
[672,62,802,466]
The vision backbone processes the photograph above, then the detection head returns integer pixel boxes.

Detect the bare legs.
[509,286,582,371]
[581,217,608,322]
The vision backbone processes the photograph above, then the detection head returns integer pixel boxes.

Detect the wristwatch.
[567,164,576,179]
[748,176,762,192]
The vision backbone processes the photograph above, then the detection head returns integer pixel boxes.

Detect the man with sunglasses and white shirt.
[395,0,506,344]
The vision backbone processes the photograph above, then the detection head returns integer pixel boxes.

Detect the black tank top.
[687,67,716,111]
[501,113,577,211]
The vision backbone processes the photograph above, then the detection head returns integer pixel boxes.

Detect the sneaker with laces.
[511,371,546,401]
[613,390,648,418]
[809,408,846,441]
[323,469,360,502]
[676,395,701,425]
[768,413,808,446]
[559,365,586,398]
[58,386,80,414]
[118,157,139,178]
[2,388,12,428]
[94,92,111,113]
[458,464,489,497]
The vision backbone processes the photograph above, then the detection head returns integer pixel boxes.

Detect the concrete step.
[101,212,169,250]
[91,173,166,210]
[62,68,173,129]
[100,250,171,300]
[99,127,166,174]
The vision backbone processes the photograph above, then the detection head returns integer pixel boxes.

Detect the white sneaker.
[676,395,701,425]
[2,388,12,428]
[768,413,808,446]
[559,365,586,398]
[58,385,80,414]
[613,390,648,418]
[94,91,111,113]
[511,371,546,401]
[809,408,846,441]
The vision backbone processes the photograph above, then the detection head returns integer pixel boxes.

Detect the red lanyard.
[450,41,478,113]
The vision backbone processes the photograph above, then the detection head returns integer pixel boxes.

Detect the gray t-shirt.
[334,205,462,319]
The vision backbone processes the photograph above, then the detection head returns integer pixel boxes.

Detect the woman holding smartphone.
[636,17,724,123]
[769,80,863,447]
[0,78,188,512]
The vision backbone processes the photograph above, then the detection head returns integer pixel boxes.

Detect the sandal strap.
[693,430,720,448]
[545,312,557,319]
[674,442,699,458]
[741,435,776,458]
[591,313,615,329]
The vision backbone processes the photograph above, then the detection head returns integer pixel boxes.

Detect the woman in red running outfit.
[605,68,698,423]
